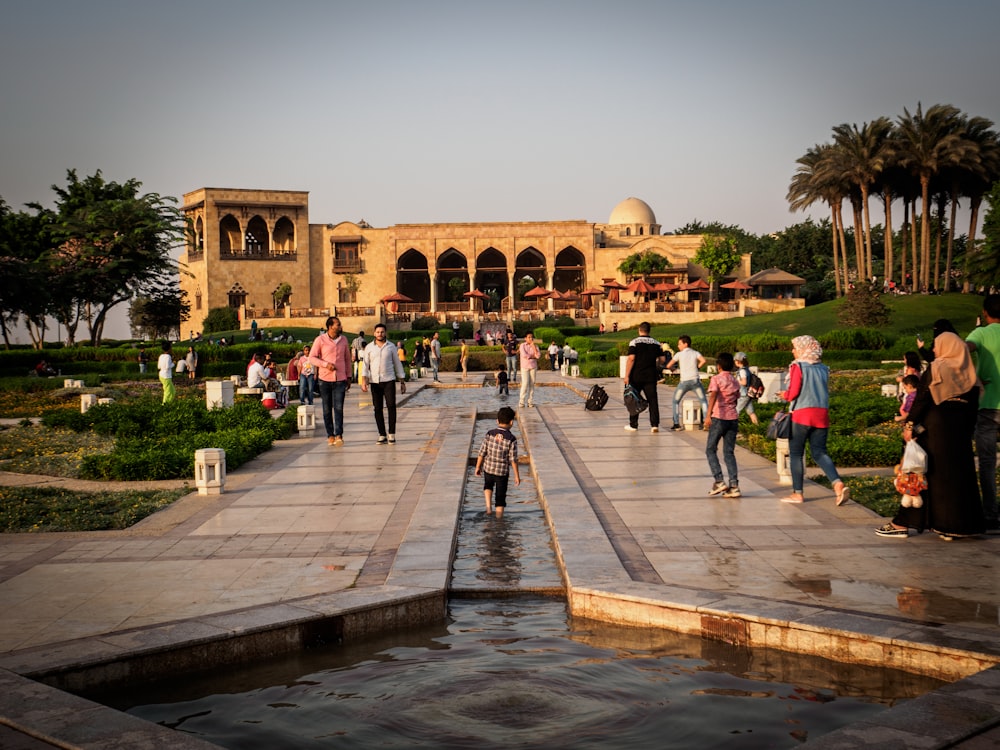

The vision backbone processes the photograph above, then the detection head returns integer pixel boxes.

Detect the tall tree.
[895,103,970,291]
[37,170,185,347]
[831,118,894,281]
[966,180,1000,290]
[692,235,741,302]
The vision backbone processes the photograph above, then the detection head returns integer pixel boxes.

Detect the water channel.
[91,395,946,748]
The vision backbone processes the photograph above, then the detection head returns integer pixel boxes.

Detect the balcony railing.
[332,258,364,273]
[221,247,298,260]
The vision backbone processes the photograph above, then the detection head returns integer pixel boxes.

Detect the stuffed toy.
[893,463,927,508]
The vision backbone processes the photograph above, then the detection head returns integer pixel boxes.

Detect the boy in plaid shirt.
[474,406,521,518]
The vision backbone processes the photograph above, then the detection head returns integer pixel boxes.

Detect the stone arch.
[436,248,470,304]
[219,214,241,254]
[245,216,268,256]
[397,248,430,303]
[191,216,205,255]
[514,247,547,300]
[554,246,585,293]
[475,247,507,311]
[273,217,295,252]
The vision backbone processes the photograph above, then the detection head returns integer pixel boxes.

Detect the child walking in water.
[474,406,521,518]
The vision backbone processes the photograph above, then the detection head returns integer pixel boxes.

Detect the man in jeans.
[664,334,707,430]
[429,331,442,382]
[503,331,519,382]
[966,293,1000,532]
[309,316,352,446]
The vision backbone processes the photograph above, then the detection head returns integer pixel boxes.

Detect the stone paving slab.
[1,371,999,747]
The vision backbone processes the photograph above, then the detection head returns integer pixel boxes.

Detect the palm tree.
[957,117,1000,290]
[831,118,894,281]
[788,144,852,295]
[895,103,971,291]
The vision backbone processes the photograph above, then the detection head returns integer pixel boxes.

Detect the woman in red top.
[779,335,848,506]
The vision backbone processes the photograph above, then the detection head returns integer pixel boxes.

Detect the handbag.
[765,410,791,440]
[623,384,648,417]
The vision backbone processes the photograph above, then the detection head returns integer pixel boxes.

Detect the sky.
[3,0,998,341]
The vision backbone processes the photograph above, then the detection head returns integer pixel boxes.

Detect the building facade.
[179,189,757,338]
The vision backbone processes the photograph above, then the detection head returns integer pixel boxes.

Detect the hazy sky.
[3,0,998,339]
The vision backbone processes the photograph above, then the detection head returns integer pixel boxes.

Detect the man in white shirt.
[157,341,175,404]
[361,324,407,444]
[429,331,442,382]
[664,334,707,430]
[547,340,560,370]
[247,353,267,389]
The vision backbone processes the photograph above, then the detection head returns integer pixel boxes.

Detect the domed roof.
[609,197,656,226]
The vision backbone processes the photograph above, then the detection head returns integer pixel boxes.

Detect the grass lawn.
[0,485,189,532]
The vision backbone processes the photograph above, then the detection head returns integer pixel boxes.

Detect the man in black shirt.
[623,321,665,433]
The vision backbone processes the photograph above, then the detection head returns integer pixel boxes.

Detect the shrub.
[203,307,239,334]
[565,336,593,354]
[580,360,620,378]
[412,316,438,329]
[819,328,887,351]
[534,327,564,346]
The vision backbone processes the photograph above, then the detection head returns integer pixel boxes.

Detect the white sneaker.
[708,481,728,496]
[651,426,659,433]
[387,434,396,444]
[624,425,638,432]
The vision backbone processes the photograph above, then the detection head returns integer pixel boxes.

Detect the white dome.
[609,197,656,226]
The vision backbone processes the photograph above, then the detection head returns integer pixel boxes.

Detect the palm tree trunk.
[920,176,931,291]
[901,201,908,290]
[945,198,958,292]
[861,185,874,280]
[964,197,983,292]
[829,207,842,297]
[835,203,850,290]
[883,190,894,285]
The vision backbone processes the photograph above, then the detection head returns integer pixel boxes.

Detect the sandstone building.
[179,189,766,339]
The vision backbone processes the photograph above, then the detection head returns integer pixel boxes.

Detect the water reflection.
[402,382,583,408]
[477,518,523,585]
[108,598,945,750]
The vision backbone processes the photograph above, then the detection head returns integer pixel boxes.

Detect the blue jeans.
[319,380,347,438]
[705,418,738,485]
[975,408,1000,522]
[298,373,315,405]
[431,357,440,381]
[506,355,518,381]
[789,422,840,493]
[673,378,708,425]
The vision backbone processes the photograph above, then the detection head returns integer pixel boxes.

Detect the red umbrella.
[559,290,580,301]
[380,291,414,303]
[462,289,489,298]
[601,279,627,290]
[625,278,655,294]
[720,280,753,290]
[653,282,679,292]
[581,286,606,296]
[681,279,710,291]
[524,287,552,298]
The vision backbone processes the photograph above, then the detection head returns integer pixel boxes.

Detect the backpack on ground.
[585,384,609,411]
[745,369,765,400]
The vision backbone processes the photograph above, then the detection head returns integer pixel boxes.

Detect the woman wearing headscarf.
[877,331,985,539]
[778,335,849,505]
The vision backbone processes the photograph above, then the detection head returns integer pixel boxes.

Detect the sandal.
[835,483,851,506]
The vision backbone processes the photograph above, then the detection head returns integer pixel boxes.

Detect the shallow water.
[105,597,943,749]
[402,381,585,409]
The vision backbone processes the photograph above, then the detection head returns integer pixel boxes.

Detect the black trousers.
[370,381,398,436]
[628,379,660,428]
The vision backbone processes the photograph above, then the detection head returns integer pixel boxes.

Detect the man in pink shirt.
[309,316,352,446]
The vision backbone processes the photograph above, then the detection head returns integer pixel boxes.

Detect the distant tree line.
[0,170,186,349]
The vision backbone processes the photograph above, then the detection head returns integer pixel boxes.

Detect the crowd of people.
[129,296,1000,540]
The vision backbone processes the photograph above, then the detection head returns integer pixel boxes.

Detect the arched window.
[397,249,430,303]
[227,283,247,309]
[245,216,268,256]
[219,214,241,255]
[273,217,295,253]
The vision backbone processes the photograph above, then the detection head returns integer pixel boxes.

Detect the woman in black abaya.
[877,331,985,540]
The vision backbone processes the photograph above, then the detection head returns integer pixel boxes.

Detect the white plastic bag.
[901,439,928,474]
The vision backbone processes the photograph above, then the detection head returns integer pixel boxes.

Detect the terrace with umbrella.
[380,291,414,319]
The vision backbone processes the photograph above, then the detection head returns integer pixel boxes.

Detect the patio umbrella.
[523,287,552,298]
[680,278,710,291]
[380,291,414,303]
[625,278,655,294]
[601,279,627,290]
[720,280,753,290]
[558,290,581,301]
[653,282,679,292]
[581,286,606,297]
[462,289,489,299]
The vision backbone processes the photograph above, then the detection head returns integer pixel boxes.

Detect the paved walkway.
[1,370,999,749]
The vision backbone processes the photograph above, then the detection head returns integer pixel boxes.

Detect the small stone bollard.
[881,384,899,398]
[194,448,226,495]
[775,438,794,485]
[297,404,317,434]
[206,380,235,410]
[230,375,242,386]
[706,365,717,375]
[64,379,78,389]
[570,364,580,378]
[97,398,114,406]
[80,394,97,413]
[682,399,703,431]
[409,368,419,381]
